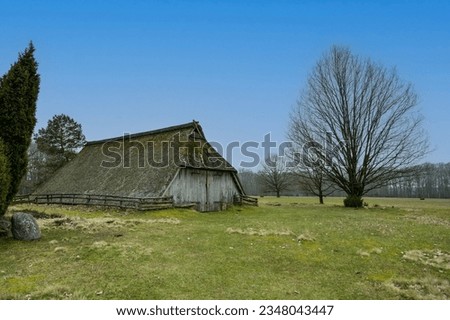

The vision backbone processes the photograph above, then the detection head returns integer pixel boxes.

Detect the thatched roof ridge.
[86,120,204,146]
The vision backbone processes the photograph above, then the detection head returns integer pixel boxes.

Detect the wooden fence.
[13,194,174,211]
[233,194,258,206]
[14,193,258,211]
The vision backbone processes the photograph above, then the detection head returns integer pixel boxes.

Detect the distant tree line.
[239,162,450,200]
[368,163,450,199]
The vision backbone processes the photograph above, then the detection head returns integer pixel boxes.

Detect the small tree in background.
[258,155,291,197]
[0,42,40,215]
[35,114,86,171]
[287,143,335,204]
[296,165,335,204]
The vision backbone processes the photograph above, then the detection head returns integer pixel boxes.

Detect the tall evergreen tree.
[0,42,40,215]
[0,140,11,214]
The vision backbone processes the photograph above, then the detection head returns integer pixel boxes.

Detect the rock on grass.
[11,212,41,241]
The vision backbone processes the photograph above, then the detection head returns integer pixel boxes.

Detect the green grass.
[0,196,449,300]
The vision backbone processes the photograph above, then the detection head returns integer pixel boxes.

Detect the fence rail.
[233,194,258,206]
[13,194,174,211]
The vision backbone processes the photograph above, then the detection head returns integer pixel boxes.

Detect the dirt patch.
[403,249,450,270]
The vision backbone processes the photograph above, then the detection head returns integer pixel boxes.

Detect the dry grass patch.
[24,285,86,300]
[53,247,68,254]
[226,227,293,237]
[142,218,180,225]
[357,247,383,257]
[404,214,450,228]
[88,240,153,256]
[39,217,128,234]
[296,231,316,243]
[39,217,180,234]
[226,227,316,244]
[403,249,450,270]
[385,277,450,299]
[91,241,109,248]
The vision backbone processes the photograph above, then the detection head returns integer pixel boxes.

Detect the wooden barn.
[35,121,246,211]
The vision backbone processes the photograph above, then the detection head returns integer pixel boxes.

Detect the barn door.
[204,171,223,211]
[205,171,212,211]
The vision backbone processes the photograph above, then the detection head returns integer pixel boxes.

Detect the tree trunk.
[276,190,280,198]
[318,187,324,204]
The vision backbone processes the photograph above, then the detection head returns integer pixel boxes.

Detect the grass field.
[0,196,449,300]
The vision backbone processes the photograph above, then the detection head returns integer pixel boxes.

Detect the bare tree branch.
[258,155,291,197]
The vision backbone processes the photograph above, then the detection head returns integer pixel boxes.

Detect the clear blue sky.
[1,0,449,166]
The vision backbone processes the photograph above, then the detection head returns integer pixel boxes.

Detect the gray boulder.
[0,217,12,238]
[11,212,41,241]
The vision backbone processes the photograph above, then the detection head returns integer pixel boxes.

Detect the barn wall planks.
[164,168,240,211]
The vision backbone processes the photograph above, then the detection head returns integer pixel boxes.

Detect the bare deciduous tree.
[287,144,335,204]
[288,46,428,207]
[258,155,291,197]
[295,165,335,204]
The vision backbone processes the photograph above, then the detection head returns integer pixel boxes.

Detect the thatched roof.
[35,121,238,198]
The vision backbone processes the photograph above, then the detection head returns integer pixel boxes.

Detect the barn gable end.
[35,121,244,211]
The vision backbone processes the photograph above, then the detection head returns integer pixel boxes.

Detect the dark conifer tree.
[35,114,86,171]
[0,42,40,214]
[0,140,11,214]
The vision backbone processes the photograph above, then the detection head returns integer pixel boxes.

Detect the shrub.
[344,195,363,208]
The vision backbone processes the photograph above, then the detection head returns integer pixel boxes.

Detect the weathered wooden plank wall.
[164,168,240,211]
